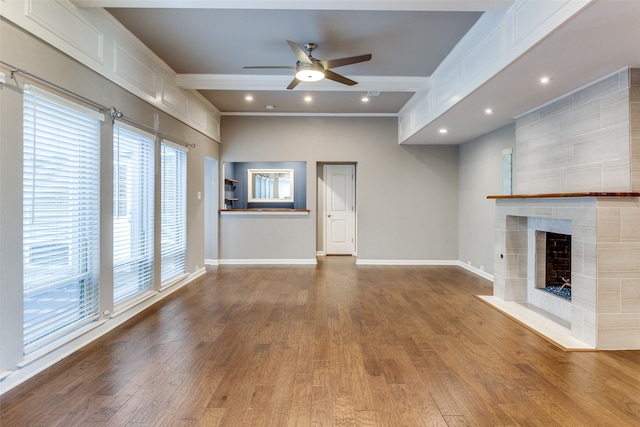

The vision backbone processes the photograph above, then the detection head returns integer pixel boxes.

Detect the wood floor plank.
[2,257,640,426]
[196,408,225,427]
[286,372,313,427]
[311,385,332,427]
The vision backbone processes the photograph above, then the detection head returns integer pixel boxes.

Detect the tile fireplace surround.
[485,193,640,350]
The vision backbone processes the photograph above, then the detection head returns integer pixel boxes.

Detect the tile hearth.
[478,296,594,350]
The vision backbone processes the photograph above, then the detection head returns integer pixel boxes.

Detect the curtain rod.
[1,60,107,111]
[114,114,195,148]
[0,60,195,149]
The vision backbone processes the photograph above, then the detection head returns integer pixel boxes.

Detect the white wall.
[458,124,515,276]
[220,116,460,263]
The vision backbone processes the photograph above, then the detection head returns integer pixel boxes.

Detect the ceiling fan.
[243,40,372,90]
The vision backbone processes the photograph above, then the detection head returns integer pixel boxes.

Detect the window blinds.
[22,86,101,353]
[113,124,155,307]
[161,141,187,283]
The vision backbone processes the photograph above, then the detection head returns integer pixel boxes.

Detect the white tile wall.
[631,69,640,189]
[515,69,632,194]
[595,197,640,348]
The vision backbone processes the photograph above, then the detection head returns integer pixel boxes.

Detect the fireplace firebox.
[542,232,571,300]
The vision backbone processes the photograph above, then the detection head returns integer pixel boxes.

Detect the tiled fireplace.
[489,194,640,350]
[485,68,640,349]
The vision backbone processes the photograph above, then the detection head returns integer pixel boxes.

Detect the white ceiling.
[76,0,640,145]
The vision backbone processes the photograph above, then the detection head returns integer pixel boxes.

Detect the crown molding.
[71,0,513,12]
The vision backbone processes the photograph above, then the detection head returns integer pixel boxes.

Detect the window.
[22,86,102,353]
[161,141,187,283]
[502,148,512,195]
[113,124,155,306]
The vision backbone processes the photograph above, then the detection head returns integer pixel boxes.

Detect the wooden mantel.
[487,192,640,199]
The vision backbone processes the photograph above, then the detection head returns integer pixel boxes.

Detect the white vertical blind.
[113,124,155,306]
[22,87,101,353]
[161,141,187,283]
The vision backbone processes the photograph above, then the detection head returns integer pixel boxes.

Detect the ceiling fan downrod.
[303,42,318,57]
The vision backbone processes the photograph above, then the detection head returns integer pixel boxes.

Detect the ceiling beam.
[176,74,430,92]
[72,0,513,12]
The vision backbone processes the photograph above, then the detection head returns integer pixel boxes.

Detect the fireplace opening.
[542,231,571,300]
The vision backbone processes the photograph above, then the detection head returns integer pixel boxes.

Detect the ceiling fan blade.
[286,77,301,90]
[287,40,312,64]
[321,53,372,70]
[323,69,358,86]
[243,65,296,69]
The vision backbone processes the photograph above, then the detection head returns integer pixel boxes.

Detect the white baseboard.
[218,259,318,265]
[457,261,494,282]
[355,259,494,282]
[355,259,460,266]
[205,258,219,266]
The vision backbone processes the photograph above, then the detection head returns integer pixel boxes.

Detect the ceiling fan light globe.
[295,63,325,82]
[296,69,324,81]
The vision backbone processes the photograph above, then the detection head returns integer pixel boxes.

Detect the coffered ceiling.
[73,0,640,144]
[104,2,485,115]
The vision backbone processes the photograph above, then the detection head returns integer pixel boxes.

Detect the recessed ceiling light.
[439,128,448,134]
[265,104,275,110]
[361,97,369,102]
[485,108,493,114]
[304,96,312,102]
[245,95,253,101]
[540,76,550,84]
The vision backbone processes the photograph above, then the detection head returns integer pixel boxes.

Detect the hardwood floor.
[2,256,639,426]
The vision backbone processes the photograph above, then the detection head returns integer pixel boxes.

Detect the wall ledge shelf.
[488,192,640,199]
[220,209,310,216]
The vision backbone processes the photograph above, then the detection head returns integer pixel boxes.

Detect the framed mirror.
[247,169,294,203]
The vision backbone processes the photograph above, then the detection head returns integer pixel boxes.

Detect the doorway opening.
[318,163,356,256]
[204,157,218,265]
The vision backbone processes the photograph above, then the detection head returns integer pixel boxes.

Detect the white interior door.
[325,164,355,255]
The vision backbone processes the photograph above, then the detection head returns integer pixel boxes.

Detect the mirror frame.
[247,168,295,203]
